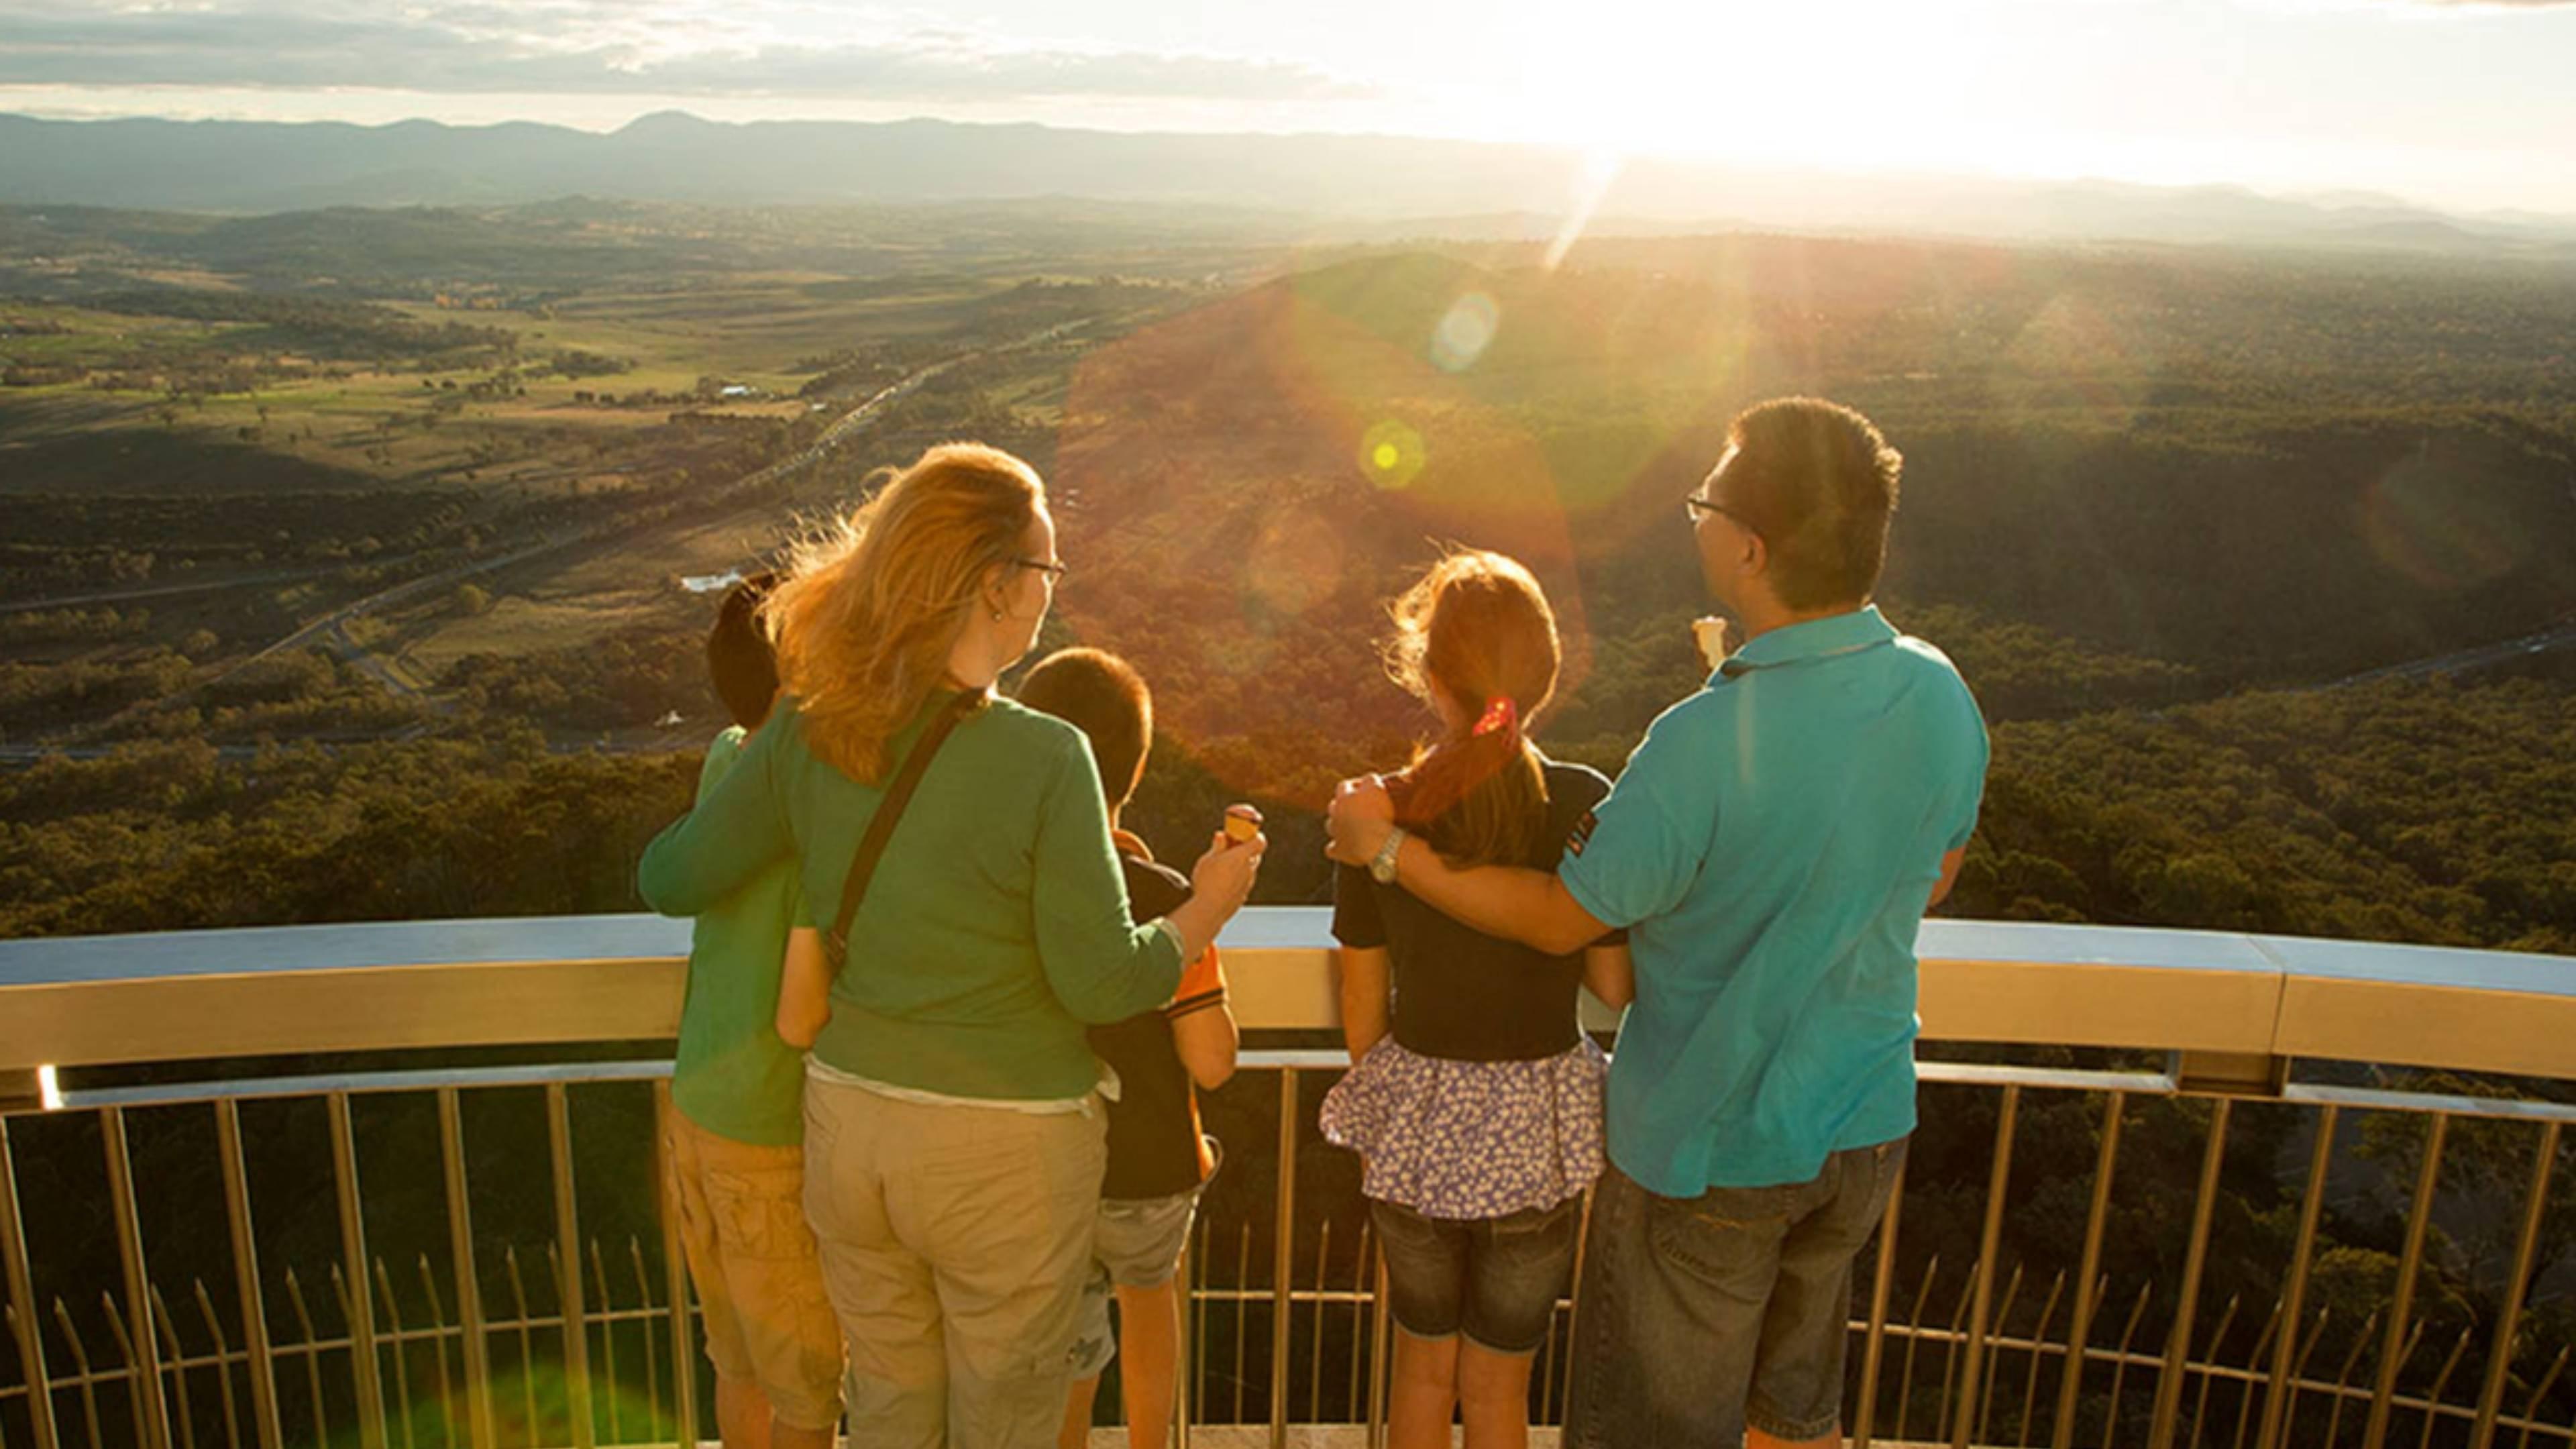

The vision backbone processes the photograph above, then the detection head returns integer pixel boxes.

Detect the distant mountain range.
[3,111,2574,258]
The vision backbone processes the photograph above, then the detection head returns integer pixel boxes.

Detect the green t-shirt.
[638,690,1183,1102]
[669,726,810,1146]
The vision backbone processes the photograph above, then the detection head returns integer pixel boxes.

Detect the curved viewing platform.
[2,914,2572,1449]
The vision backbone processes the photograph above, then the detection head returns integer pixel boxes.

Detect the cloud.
[0,2,1375,102]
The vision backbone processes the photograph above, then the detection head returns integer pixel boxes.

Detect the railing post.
[1,1116,62,1449]
[1950,1083,2019,1449]
[650,1082,696,1449]
[2363,1112,2448,1449]
[214,1102,283,1449]
[435,1090,494,1449]
[327,1094,387,1449]
[1268,1067,1298,1449]
[2147,1097,2232,1449]
[546,1083,594,1449]
[101,1108,171,1449]
[2469,1120,2553,1449]
[1854,1152,1907,1449]
[2054,1089,2127,1449]
[2255,1103,2336,1449]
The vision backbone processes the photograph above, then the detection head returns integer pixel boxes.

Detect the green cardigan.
[638,690,1183,1101]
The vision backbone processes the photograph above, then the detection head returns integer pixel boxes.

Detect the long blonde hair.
[763,443,1043,782]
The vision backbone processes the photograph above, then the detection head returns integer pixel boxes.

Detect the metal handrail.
[5,911,2573,1081]
[3,914,2573,1449]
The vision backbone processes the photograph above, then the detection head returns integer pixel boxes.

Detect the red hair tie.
[1472,695,1517,738]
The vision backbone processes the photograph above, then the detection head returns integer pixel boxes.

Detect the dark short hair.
[1720,398,1903,610]
[708,572,780,730]
[1017,647,1152,809]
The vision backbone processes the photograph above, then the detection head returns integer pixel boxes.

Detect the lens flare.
[1430,291,1500,373]
[2359,439,2521,591]
[1360,419,1428,490]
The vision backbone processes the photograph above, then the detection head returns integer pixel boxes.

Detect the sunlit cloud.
[0,1,1374,101]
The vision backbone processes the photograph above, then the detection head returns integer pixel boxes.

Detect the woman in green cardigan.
[638,443,1266,1447]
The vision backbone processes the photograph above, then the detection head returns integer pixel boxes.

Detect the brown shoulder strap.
[826,690,980,969]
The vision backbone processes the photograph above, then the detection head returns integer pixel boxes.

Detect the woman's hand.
[1166,815,1267,963]
[1324,774,1395,866]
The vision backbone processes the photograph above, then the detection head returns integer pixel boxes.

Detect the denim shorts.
[1369,1194,1581,1355]
[1564,1137,1907,1446]
[1068,1144,1218,1381]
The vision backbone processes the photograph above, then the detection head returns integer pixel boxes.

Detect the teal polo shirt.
[1560,604,1988,1195]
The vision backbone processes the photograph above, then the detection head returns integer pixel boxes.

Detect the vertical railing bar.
[2102,1282,2154,1449]
[1346,1222,1368,1426]
[2509,1346,2565,1449]
[50,1301,104,1449]
[0,1121,59,1449]
[1178,1215,1199,1449]
[629,1240,658,1447]
[543,1083,594,1449]
[188,1282,241,1449]
[2257,1103,2337,1449]
[2279,1308,2328,1448]
[212,1104,281,1449]
[1855,1153,1909,1448]
[99,1290,146,1449]
[1980,1265,2028,1446]
[1938,1262,1980,1448]
[2227,1301,2281,1449]
[2328,1311,2393,1449]
[280,1275,326,1449]
[2471,1121,2559,1449]
[502,1250,535,1448]
[1536,1303,1558,1430]
[370,1260,414,1449]
[101,1110,170,1449]
[2183,1294,2242,1449]
[2147,1097,2233,1449]
[146,1284,197,1449]
[2019,1271,2067,1448]
[1308,1220,1328,1424]
[1232,1221,1249,1426]
[2364,1112,2449,1449]
[1189,1216,1208,1438]
[648,1083,694,1449]
[1896,1256,1942,1443]
[2414,1328,2472,1449]
[1365,1254,1389,1449]
[2057,1091,2129,1449]
[1951,1082,2021,1449]
[327,1094,388,1449]
[1269,1068,1297,1449]
[413,1260,453,1449]
[587,1243,617,1448]
[435,1091,494,1449]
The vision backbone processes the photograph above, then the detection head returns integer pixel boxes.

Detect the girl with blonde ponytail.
[1320,549,1631,1449]
[639,442,1267,1448]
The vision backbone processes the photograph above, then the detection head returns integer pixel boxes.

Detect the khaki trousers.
[802,1076,1105,1449]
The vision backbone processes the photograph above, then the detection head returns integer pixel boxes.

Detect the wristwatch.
[1368,826,1409,885]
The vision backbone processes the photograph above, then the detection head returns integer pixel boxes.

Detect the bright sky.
[2,0,2572,214]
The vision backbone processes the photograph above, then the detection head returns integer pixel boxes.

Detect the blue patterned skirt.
[1319,1036,1608,1220]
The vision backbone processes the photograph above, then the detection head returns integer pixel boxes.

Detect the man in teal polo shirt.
[1327,396,1987,1448]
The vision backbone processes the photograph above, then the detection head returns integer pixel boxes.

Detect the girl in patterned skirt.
[1322,549,1633,1449]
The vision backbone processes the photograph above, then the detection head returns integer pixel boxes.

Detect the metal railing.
[3,912,2572,1449]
